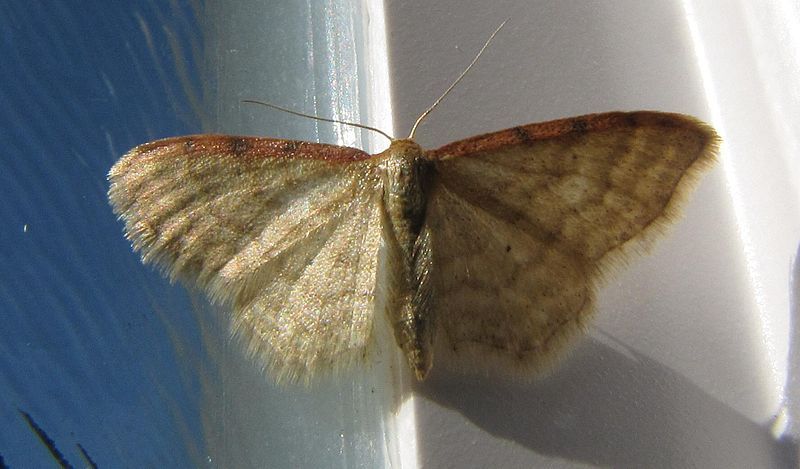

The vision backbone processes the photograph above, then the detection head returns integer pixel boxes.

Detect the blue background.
[1,2,207,466]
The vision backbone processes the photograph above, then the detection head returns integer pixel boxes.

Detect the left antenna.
[242,100,394,141]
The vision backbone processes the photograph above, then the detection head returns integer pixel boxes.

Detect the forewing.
[425,112,718,374]
[108,135,383,384]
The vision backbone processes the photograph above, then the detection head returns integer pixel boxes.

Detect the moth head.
[383,139,424,161]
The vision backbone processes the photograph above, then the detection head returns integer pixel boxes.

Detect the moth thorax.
[381,140,430,252]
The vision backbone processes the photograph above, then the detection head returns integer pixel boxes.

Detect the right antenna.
[407,19,510,140]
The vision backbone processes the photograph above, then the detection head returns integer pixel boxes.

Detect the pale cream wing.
[425,112,718,374]
[108,135,383,384]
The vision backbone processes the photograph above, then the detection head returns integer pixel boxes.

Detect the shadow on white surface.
[417,335,797,467]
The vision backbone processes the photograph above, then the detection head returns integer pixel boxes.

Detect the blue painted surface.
[0,2,207,466]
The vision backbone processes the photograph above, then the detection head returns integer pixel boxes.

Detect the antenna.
[242,99,394,142]
[407,19,509,140]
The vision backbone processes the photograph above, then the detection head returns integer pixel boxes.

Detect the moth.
[108,25,718,385]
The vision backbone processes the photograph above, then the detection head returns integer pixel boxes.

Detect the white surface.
[381,0,799,467]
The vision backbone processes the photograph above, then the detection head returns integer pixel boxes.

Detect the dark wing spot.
[229,137,252,156]
[653,114,682,129]
[570,118,588,134]
[512,126,533,145]
[281,140,299,154]
[623,113,639,127]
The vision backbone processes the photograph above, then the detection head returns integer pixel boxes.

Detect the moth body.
[378,139,435,380]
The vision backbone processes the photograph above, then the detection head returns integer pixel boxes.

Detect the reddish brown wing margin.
[426,111,717,160]
[125,134,372,164]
